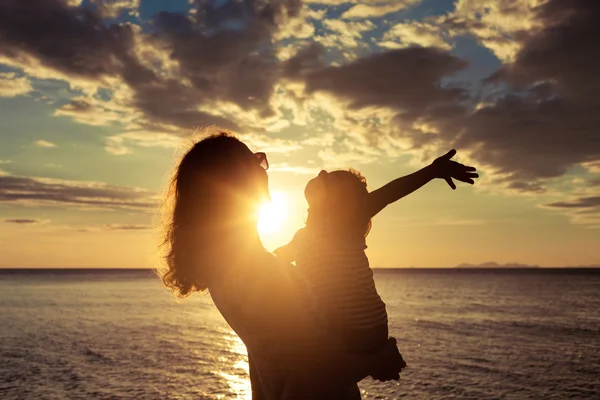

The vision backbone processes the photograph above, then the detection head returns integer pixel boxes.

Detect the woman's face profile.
[238,147,271,207]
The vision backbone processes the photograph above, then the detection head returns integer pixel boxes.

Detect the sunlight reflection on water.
[217,332,251,399]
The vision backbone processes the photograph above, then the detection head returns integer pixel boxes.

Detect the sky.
[0,0,598,268]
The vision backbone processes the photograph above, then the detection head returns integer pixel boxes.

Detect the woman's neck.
[222,222,264,255]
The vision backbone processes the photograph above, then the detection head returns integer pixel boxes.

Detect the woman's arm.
[273,228,304,263]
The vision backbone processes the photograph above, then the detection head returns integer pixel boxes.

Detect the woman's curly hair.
[158,132,264,297]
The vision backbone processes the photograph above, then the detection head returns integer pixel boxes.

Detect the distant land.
[454,262,540,269]
[453,262,600,269]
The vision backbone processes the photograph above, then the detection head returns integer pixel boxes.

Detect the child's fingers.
[443,149,457,160]
[445,177,456,190]
[457,173,478,181]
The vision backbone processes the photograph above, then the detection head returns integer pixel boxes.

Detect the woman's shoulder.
[209,249,318,350]
[212,249,304,301]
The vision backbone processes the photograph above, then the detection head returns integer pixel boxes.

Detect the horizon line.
[1,266,599,270]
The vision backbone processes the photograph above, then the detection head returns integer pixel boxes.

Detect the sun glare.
[258,191,288,234]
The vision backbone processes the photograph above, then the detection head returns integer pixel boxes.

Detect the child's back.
[293,224,388,353]
[277,169,389,354]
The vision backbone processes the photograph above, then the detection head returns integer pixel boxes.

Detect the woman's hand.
[370,337,407,382]
[429,149,479,190]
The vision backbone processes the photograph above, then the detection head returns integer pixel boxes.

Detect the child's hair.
[305,168,372,238]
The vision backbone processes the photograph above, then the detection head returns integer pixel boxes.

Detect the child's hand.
[430,149,479,190]
[274,243,295,263]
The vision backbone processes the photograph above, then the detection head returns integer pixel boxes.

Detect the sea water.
[1,268,599,399]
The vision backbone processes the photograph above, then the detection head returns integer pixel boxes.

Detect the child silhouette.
[275,150,478,380]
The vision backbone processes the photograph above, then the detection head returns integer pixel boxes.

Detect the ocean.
[1,268,599,400]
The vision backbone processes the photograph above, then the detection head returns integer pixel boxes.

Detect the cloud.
[437,0,600,190]
[290,46,468,116]
[269,163,321,175]
[317,147,379,168]
[283,0,600,196]
[35,140,57,148]
[0,0,303,136]
[319,19,376,50]
[443,0,544,62]
[54,97,125,126]
[0,72,33,97]
[121,0,303,131]
[0,0,129,83]
[395,216,486,227]
[303,0,421,19]
[103,223,150,230]
[275,4,320,40]
[0,172,158,211]
[2,0,598,212]
[105,135,132,155]
[341,1,420,19]
[543,195,600,228]
[76,223,152,232]
[588,177,600,187]
[104,131,184,155]
[4,218,48,224]
[90,0,140,19]
[583,161,600,174]
[545,197,600,210]
[379,21,454,50]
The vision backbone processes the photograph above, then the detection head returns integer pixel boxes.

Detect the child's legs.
[343,324,388,354]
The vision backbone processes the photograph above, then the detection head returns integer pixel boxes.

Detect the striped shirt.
[290,226,388,333]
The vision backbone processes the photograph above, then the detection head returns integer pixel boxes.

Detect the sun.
[258,191,289,234]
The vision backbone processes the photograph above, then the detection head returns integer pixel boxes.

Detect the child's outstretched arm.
[365,149,478,218]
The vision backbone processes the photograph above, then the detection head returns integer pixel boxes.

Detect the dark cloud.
[444,0,600,189]
[319,48,465,111]
[589,177,600,187]
[139,0,302,124]
[2,0,598,194]
[0,0,302,133]
[490,0,600,97]
[284,0,600,192]
[60,99,94,113]
[0,173,158,211]
[0,0,130,80]
[545,197,600,209]
[542,193,600,227]
[287,46,468,119]
[4,218,43,224]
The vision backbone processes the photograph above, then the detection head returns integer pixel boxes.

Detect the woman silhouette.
[159,132,405,399]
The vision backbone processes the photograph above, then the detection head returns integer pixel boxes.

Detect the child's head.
[305,169,372,237]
